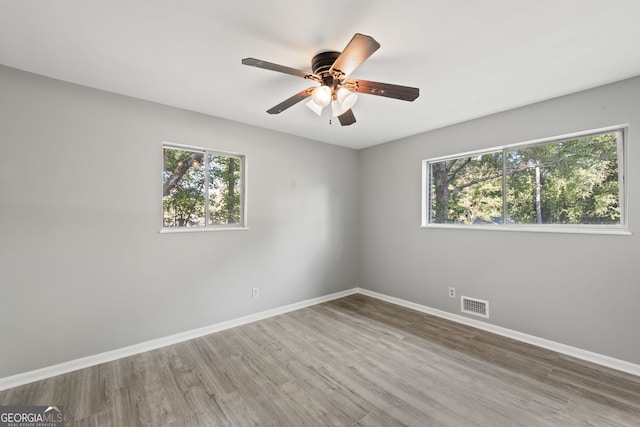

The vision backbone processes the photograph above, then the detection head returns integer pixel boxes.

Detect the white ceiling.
[1,1,640,149]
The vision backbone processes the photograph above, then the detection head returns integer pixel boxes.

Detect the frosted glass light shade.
[337,87,358,110]
[305,99,323,116]
[331,99,345,117]
[311,86,332,107]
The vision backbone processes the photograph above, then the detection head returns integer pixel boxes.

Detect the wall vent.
[461,296,489,318]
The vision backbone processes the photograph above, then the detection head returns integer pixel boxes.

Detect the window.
[422,127,626,233]
[162,143,245,230]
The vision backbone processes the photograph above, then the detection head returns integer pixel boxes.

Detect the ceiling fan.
[241,33,419,126]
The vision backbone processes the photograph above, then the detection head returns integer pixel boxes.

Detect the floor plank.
[1,294,639,426]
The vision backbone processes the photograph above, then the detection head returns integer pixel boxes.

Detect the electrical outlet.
[252,287,260,298]
[448,287,456,298]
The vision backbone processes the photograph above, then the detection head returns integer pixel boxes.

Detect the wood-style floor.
[2,294,640,426]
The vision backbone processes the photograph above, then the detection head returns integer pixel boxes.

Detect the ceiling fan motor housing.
[312,51,341,86]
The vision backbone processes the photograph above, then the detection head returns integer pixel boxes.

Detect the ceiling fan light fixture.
[311,85,332,107]
[305,99,324,116]
[337,87,358,110]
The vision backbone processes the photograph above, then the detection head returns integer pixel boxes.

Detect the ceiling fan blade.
[329,33,380,80]
[337,109,356,126]
[266,87,315,114]
[242,58,320,82]
[343,79,419,102]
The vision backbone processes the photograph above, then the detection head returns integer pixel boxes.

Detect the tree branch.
[447,158,471,177]
[452,167,523,194]
[163,152,204,197]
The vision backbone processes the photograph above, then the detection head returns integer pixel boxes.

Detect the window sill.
[159,226,249,234]
[421,223,631,236]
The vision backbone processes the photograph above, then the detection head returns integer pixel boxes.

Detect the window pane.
[505,132,620,225]
[163,148,206,227]
[208,155,242,225]
[430,151,503,224]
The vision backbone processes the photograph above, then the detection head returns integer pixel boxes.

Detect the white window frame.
[161,142,248,233]
[421,125,630,235]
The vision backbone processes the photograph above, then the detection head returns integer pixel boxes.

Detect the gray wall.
[0,66,360,378]
[359,76,640,365]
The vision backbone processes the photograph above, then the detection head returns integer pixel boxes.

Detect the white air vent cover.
[461,296,489,318]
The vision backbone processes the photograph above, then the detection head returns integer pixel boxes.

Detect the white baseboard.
[357,288,640,378]
[0,288,358,391]
[2,286,638,391]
